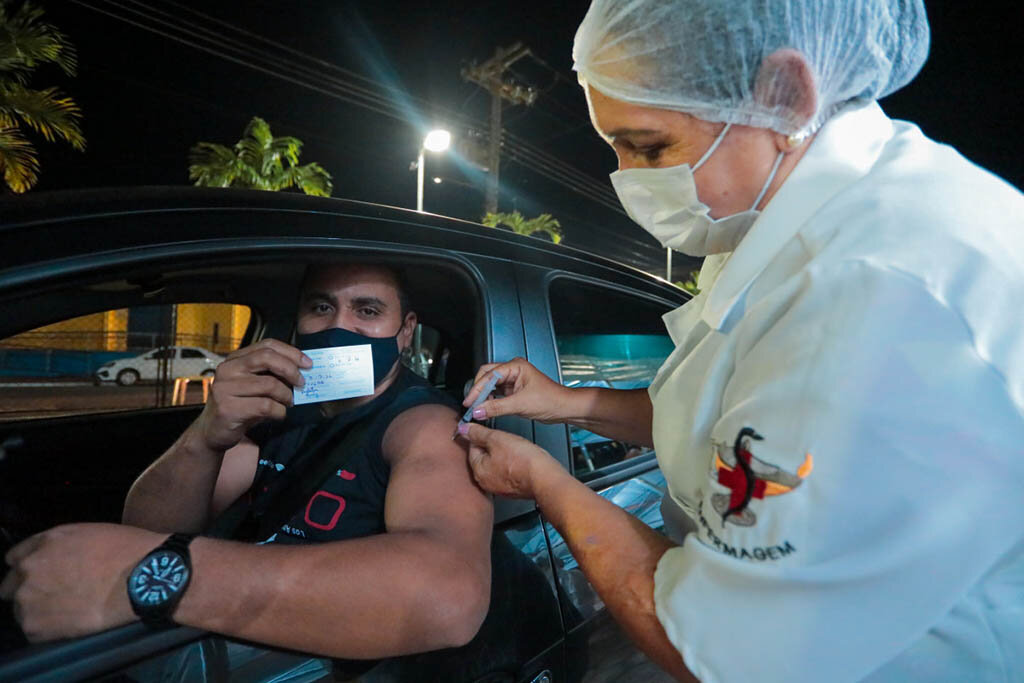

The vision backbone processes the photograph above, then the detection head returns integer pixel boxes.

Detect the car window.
[548,278,676,482]
[0,303,251,421]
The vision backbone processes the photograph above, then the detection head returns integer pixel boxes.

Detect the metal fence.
[0,305,250,418]
[0,331,244,379]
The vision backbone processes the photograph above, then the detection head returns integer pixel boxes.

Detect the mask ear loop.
[749,152,785,210]
[692,123,732,172]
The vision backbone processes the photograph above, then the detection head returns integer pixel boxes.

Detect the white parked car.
[95,346,225,386]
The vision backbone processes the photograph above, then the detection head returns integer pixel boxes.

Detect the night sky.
[30,1,1024,277]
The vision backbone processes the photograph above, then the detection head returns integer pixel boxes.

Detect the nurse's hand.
[463,358,573,424]
[457,421,571,500]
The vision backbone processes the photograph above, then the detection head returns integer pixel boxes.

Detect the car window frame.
[528,266,684,489]
[0,238,511,679]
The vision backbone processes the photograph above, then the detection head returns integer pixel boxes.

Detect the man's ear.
[398,311,417,349]
[754,48,818,145]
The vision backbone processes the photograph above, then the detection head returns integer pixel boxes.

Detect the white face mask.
[609,123,784,257]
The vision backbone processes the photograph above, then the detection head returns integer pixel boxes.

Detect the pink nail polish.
[457,421,470,435]
[472,407,486,419]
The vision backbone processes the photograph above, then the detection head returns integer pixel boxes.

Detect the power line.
[130,0,626,210]
[141,0,625,210]
[70,0,627,218]
[84,0,410,122]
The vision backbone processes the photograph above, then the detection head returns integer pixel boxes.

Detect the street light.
[417,128,451,212]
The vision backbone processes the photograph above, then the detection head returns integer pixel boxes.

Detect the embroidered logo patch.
[712,427,813,526]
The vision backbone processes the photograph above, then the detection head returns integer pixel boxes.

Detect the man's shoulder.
[373,370,458,454]
[382,400,460,447]
[382,402,462,471]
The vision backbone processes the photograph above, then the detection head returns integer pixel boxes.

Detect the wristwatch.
[126,533,196,626]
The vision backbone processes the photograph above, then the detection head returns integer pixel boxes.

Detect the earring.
[786,131,808,150]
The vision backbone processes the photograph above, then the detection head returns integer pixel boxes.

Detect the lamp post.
[416,129,451,212]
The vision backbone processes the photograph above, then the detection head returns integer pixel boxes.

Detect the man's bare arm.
[122,339,310,533]
[178,404,492,656]
[6,403,493,658]
[122,430,256,533]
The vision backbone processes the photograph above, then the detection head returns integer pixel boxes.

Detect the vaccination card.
[293,344,375,405]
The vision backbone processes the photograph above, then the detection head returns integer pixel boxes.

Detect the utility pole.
[462,43,537,215]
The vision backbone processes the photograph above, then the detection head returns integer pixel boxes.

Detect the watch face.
[128,550,191,608]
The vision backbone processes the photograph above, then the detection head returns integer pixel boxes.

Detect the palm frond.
[482,211,563,243]
[0,1,78,77]
[482,210,527,232]
[241,116,272,144]
[0,123,39,193]
[189,115,331,195]
[0,82,84,149]
[236,117,302,177]
[522,213,563,243]
[188,142,240,187]
[288,162,333,197]
[677,269,701,295]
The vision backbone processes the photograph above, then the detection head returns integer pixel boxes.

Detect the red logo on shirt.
[305,490,346,530]
[712,428,813,526]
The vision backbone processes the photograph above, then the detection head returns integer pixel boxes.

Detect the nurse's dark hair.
[299,262,412,318]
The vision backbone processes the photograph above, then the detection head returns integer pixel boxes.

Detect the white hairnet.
[573,0,930,135]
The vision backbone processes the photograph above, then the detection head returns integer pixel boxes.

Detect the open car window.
[0,251,487,673]
[0,304,252,421]
[548,277,675,482]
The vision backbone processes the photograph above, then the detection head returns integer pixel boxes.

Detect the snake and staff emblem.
[712,428,813,527]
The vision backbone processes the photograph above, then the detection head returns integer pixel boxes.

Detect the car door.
[515,262,687,682]
[0,200,568,683]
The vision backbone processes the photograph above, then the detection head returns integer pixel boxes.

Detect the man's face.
[296,264,415,351]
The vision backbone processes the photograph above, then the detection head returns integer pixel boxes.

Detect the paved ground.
[0,382,207,420]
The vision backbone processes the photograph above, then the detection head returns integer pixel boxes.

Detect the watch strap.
[160,532,196,557]
[129,532,197,626]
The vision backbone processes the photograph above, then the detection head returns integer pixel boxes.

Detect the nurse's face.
[585,84,803,217]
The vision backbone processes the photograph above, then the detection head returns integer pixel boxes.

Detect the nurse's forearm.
[565,387,653,447]
[535,469,695,682]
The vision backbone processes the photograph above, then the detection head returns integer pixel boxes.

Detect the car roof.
[0,186,682,300]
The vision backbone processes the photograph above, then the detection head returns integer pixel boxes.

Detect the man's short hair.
[300,262,412,318]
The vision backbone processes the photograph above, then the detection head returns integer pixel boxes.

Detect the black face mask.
[295,326,403,386]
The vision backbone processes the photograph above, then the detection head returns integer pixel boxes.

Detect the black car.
[0,188,687,683]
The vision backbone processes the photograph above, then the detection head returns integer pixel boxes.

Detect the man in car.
[1,262,493,664]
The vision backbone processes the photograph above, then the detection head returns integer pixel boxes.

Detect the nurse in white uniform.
[457,0,1024,681]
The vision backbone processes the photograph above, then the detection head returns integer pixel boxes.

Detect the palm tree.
[189,116,333,197]
[482,210,563,244]
[676,268,701,295]
[0,0,85,194]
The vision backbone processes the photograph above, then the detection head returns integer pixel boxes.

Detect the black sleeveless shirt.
[247,369,457,545]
